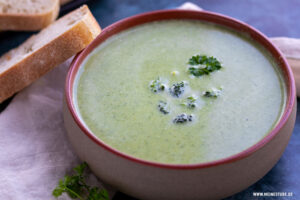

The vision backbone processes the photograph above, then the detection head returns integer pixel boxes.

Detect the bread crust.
[60,0,74,5]
[0,0,60,31]
[0,5,101,103]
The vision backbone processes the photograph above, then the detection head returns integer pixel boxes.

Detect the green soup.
[75,20,286,164]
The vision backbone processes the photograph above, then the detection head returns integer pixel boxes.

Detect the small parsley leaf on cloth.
[53,162,110,200]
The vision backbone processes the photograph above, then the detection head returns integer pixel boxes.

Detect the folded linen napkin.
[0,58,116,200]
[0,2,298,200]
[0,59,81,200]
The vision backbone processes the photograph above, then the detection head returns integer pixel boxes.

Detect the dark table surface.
[0,0,299,199]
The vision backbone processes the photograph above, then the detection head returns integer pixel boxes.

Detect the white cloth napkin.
[0,59,77,200]
[0,58,115,200]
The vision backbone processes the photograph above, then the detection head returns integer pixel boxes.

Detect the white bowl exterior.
[63,98,296,200]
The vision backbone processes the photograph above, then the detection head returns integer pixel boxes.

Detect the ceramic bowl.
[63,9,296,200]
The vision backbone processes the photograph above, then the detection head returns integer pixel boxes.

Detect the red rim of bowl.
[65,9,295,170]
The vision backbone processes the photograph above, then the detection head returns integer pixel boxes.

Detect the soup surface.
[75,20,285,164]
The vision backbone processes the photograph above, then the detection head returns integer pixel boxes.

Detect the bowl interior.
[65,9,295,169]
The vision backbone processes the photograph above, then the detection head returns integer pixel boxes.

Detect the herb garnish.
[158,101,170,114]
[149,77,165,93]
[181,96,197,109]
[203,88,222,98]
[148,54,224,125]
[169,81,186,97]
[53,162,110,200]
[188,55,222,76]
[173,113,193,124]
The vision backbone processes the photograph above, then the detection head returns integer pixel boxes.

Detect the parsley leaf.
[87,187,110,200]
[188,55,222,76]
[52,162,110,200]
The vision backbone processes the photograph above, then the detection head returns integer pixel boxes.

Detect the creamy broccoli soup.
[75,20,286,164]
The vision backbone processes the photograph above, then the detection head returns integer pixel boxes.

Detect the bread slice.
[0,0,60,31]
[0,5,101,103]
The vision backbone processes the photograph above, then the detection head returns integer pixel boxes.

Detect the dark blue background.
[0,0,299,199]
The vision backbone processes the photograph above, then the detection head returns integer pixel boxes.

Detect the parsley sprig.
[53,162,110,200]
[188,55,222,76]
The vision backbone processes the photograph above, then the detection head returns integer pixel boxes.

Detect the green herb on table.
[173,113,193,124]
[188,54,222,76]
[149,77,166,93]
[158,101,170,114]
[169,81,186,97]
[52,162,110,200]
[203,88,222,98]
[181,96,197,109]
